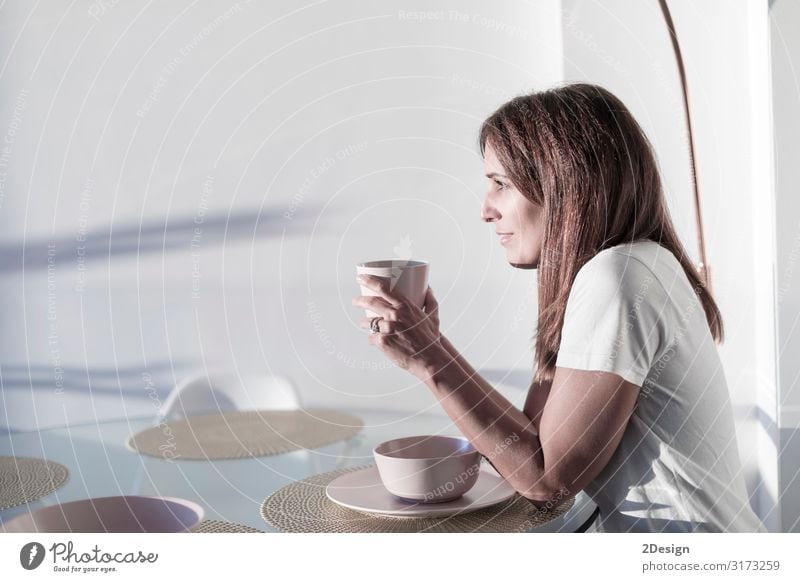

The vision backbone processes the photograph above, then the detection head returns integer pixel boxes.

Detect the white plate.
[325,465,516,518]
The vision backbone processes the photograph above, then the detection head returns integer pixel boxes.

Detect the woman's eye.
[494,179,507,190]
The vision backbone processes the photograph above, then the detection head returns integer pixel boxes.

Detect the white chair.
[133,370,359,498]
[159,371,302,421]
[131,371,314,495]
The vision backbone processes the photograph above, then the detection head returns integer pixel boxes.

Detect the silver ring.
[369,316,383,334]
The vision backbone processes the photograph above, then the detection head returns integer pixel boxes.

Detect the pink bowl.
[2,496,204,533]
[373,435,482,503]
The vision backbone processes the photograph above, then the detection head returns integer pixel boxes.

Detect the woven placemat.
[127,409,363,460]
[0,456,70,511]
[260,464,575,533]
[191,520,263,533]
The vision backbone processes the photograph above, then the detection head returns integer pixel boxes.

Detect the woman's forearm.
[423,336,559,505]
[438,336,530,420]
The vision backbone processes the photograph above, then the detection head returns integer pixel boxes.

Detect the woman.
[352,83,766,533]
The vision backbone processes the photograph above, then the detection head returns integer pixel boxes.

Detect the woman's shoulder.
[577,240,681,284]
[575,240,663,285]
[566,240,689,317]
[597,239,669,264]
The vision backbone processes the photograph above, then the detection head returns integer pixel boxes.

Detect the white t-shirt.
[554,240,766,533]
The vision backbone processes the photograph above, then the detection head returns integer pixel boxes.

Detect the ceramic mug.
[356,259,429,318]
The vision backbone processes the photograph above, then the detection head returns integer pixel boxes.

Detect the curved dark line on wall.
[657,0,713,294]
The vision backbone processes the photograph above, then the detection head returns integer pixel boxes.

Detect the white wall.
[561,0,780,530]
[0,0,563,431]
[770,0,800,533]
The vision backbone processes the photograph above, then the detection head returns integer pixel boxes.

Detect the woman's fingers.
[423,286,438,313]
[352,295,397,320]
[356,275,405,307]
[359,317,395,333]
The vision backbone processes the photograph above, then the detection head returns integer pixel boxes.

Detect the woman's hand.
[352,276,445,379]
[422,285,440,334]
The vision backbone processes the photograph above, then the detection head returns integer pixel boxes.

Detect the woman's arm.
[420,340,555,505]
[422,336,640,508]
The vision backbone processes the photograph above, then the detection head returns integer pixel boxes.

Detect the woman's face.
[481,142,545,269]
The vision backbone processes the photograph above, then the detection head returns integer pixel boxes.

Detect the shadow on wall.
[0,205,329,274]
[0,361,188,396]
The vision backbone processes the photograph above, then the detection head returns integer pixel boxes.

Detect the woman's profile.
[353,82,767,533]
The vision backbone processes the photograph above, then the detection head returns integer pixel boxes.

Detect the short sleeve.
[555,253,670,386]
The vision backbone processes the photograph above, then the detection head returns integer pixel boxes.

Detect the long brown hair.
[478,83,724,388]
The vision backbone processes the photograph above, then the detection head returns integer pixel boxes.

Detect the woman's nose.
[481,197,500,223]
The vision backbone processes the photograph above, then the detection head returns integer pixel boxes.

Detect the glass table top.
[0,408,596,532]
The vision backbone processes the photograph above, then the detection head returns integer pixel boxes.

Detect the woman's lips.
[499,234,513,245]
